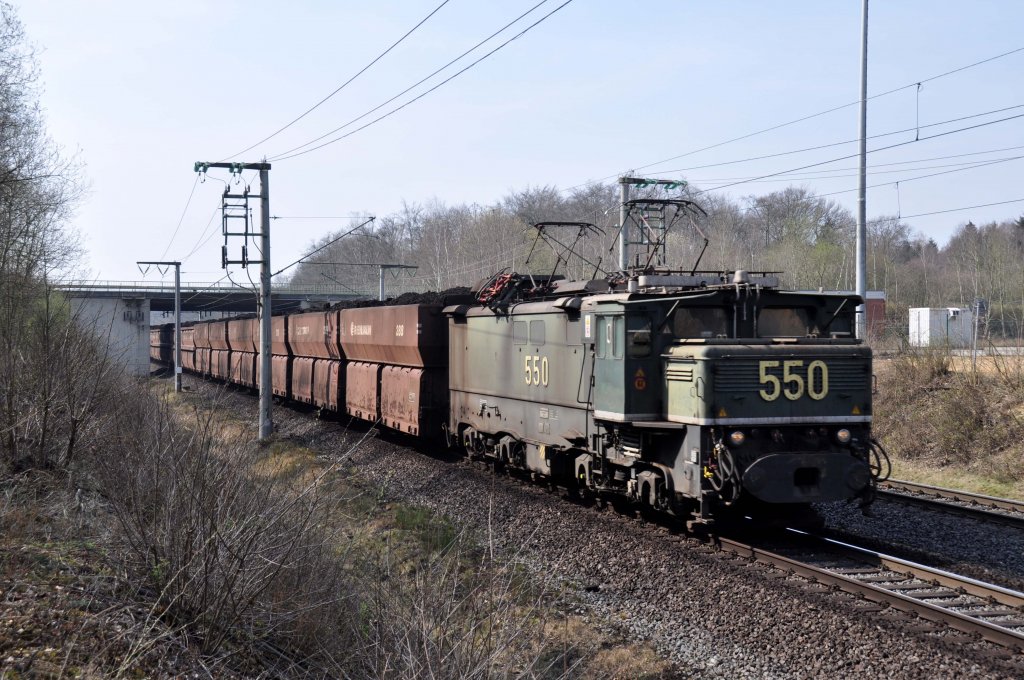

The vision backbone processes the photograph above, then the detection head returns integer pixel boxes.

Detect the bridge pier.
[70,297,151,376]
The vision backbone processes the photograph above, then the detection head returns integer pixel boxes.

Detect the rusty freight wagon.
[340,304,448,436]
[228,317,258,389]
[287,309,344,409]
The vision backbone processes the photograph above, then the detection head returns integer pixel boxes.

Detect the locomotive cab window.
[612,316,624,359]
[758,307,812,337]
[595,315,623,359]
[627,315,652,357]
[672,307,729,339]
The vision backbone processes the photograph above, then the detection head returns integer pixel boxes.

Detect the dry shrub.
[355,538,562,679]
[79,379,584,678]
[87,386,359,674]
[875,346,1024,484]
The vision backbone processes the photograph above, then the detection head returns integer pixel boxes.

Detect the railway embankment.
[1,368,679,678]
[193,373,1024,678]
[873,348,1024,499]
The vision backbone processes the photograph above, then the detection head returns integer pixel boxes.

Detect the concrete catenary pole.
[855,0,869,339]
[258,166,273,440]
[379,265,386,301]
[618,178,630,271]
[173,262,181,392]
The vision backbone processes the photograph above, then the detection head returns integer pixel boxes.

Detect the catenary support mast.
[194,161,273,440]
[855,0,869,339]
[137,260,182,392]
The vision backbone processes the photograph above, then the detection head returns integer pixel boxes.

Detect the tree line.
[287,182,1024,342]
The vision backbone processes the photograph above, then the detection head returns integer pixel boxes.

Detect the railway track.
[720,527,1024,652]
[878,479,1024,530]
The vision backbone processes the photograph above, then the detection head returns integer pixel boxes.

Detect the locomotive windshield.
[757,307,812,337]
[671,307,730,339]
[664,299,856,340]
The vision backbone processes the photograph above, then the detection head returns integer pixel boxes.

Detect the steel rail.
[879,479,1024,530]
[719,531,1024,652]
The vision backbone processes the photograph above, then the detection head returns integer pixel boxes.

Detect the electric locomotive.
[448,202,881,525]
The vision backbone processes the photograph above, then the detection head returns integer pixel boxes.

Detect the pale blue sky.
[20,1,1024,283]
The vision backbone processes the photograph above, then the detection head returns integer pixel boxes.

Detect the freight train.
[150,268,885,527]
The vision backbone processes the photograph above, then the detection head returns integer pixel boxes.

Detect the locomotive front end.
[664,343,874,507]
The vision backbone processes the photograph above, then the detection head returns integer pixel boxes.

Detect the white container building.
[908,307,974,348]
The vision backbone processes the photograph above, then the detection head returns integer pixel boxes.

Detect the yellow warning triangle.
[635,367,646,378]
[851,405,861,415]
[718,407,728,417]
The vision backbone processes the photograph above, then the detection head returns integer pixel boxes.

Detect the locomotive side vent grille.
[666,366,694,382]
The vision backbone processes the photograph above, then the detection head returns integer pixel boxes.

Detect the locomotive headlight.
[729,430,745,446]
[836,428,852,444]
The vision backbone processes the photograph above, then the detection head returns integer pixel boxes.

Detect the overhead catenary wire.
[266,0,553,160]
[269,0,576,162]
[679,145,1024,182]
[813,154,1024,199]
[222,0,453,160]
[644,103,1024,178]
[688,154,1024,184]
[158,174,200,261]
[899,198,1024,220]
[271,217,376,278]
[271,215,373,220]
[565,44,1024,190]
[692,110,1024,197]
[180,204,222,263]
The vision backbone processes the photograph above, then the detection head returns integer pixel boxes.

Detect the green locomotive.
[448,205,881,526]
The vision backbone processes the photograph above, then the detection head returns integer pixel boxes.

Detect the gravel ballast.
[187,376,1024,679]
[818,498,1024,593]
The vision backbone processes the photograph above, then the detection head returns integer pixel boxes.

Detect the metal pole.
[137,259,183,390]
[855,0,869,340]
[173,263,182,392]
[379,265,385,301]
[618,178,630,270]
[258,167,273,440]
[971,299,979,374]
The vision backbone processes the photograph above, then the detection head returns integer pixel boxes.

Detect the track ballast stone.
[188,376,1024,679]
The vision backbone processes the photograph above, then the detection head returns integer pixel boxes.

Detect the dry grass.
[874,347,1024,500]
[536,615,675,679]
[155,380,679,678]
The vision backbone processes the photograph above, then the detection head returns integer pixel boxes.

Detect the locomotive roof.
[446,284,863,318]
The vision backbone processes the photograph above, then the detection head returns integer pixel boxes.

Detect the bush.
[875,346,1024,484]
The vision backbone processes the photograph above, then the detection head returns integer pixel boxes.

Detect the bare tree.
[0,2,86,470]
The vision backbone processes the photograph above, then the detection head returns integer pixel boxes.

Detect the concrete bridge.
[59,280,370,313]
[60,280,369,376]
